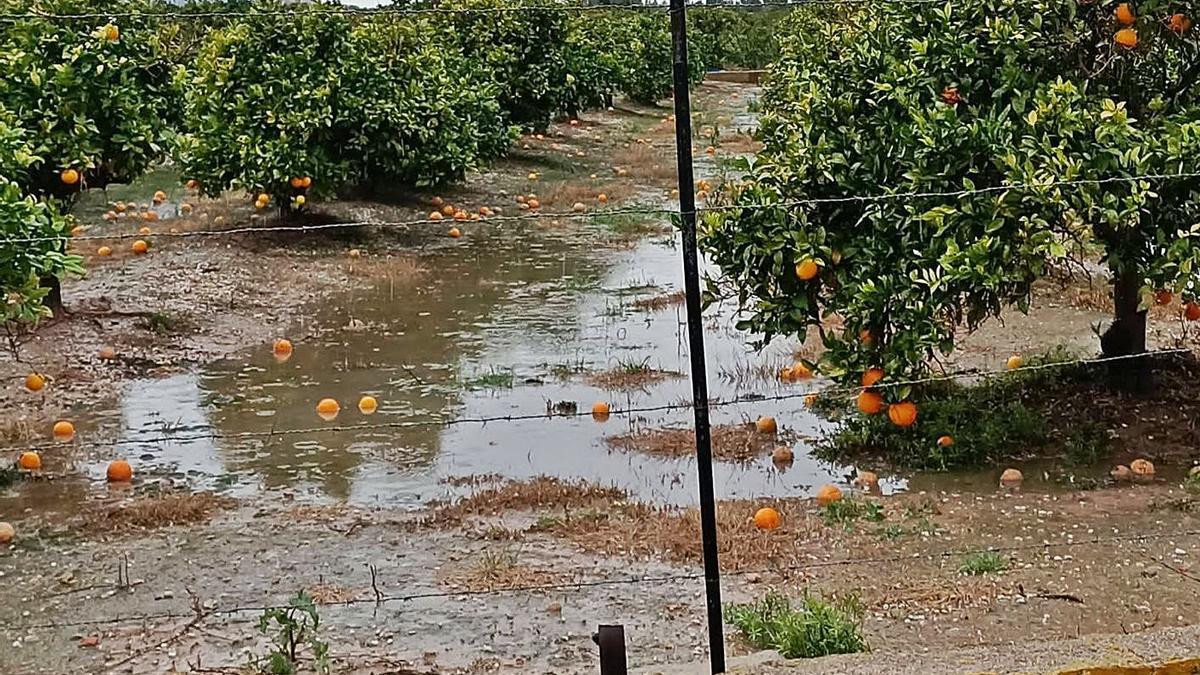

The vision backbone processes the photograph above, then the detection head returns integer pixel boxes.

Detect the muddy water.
[101,219,863,508]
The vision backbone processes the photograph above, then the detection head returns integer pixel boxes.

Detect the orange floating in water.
[316,398,340,421]
[18,451,41,471]
[24,373,45,392]
[816,484,843,506]
[106,459,133,482]
[591,401,611,422]
[53,420,76,441]
[358,395,378,415]
[272,338,293,362]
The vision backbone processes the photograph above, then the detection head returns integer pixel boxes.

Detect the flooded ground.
[5,81,1200,674]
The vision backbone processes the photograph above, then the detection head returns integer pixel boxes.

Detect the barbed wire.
[8,523,1200,632]
[0,0,944,23]
[4,347,1188,455]
[5,171,1200,247]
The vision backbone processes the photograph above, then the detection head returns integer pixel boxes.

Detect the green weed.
[958,551,1007,576]
[725,591,867,659]
[137,310,194,336]
[1064,422,1108,466]
[253,591,330,675]
[463,369,514,390]
[821,499,884,529]
[878,524,906,540]
[1185,471,1200,494]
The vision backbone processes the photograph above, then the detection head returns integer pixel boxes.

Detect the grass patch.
[1064,422,1108,466]
[590,211,671,237]
[82,492,235,531]
[431,476,627,524]
[462,369,514,390]
[631,290,685,311]
[605,422,779,462]
[958,551,1007,576]
[137,310,195,336]
[821,499,884,530]
[725,591,867,659]
[1186,471,1200,494]
[439,548,563,592]
[812,348,1085,470]
[585,357,682,390]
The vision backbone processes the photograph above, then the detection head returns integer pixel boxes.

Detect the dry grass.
[441,473,504,487]
[533,499,826,572]
[82,492,235,531]
[307,582,362,605]
[585,366,681,390]
[538,180,631,209]
[605,422,779,462]
[870,577,1003,612]
[718,132,763,154]
[612,143,679,184]
[718,357,794,386]
[439,548,564,592]
[434,476,627,523]
[631,291,685,311]
[0,416,41,444]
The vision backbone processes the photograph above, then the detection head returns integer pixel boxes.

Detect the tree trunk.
[1101,270,1149,392]
[40,275,64,317]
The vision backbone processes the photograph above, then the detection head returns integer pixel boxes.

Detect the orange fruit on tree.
[815,484,843,506]
[301,177,312,188]
[1170,13,1192,34]
[1115,28,1138,48]
[18,451,41,471]
[0,521,13,544]
[131,240,148,255]
[1114,3,1135,26]
[24,373,46,392]
[937,435,954,448]
[53,420,75,440]
[294,195,306,206]
[1155,289,1173,306]
[1186,302,1200,321]
[106,459,133,482]
[290,177,304,189]
[358,395,378,415]
[753,507,781,530]
[448,227,462,239]
[888,401,917,427]
[861,368,884,387]
[856,390,884,415]
[592,401,611,422]
[316,398,340,421]
[794,258,819,281]
[60,168,80,185]
[755,416,777,434]
[859,329,873,345]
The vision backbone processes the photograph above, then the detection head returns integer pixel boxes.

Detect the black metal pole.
[595,624,629,675]
[667,1,726,672]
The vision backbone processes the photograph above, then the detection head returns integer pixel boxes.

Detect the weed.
[590,211,670,237]
[725,591,867,659]
[1064,422,1108,465]
[253,591,330,675]
[545,358,587,380]
[462,369,514,390]
[821,499,884,530]
[0,464,17,489]
[137,310,194,336]
[878,524,906,540]
[958,551,1007,576]
[631,290,685,311]
[1187,471,1200,494]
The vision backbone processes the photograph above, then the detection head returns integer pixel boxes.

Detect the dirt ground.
[5,80,1200,674]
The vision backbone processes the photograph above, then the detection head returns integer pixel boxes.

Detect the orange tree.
[0,111,81,325]
[702,0,1200,392]
[177,5,513,208]
[0,0,177,198]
